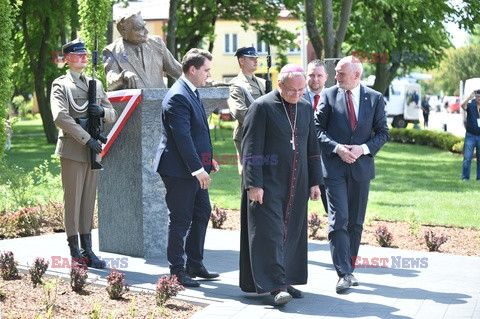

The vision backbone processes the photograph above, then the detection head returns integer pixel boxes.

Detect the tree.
[426,44,480,95]
[167,0,178,87]
[172,0,299,63]
[15,0,76,144]
[0,0,16,159]
[78,0,112,85]
[304,0,354,59]
[304,0,480,94]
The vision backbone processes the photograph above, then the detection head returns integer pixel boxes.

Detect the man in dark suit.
[315,56,389,293]
[303,59,329,212]
[154,48,220,287]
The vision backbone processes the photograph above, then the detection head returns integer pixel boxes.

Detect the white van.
[384,79,421,128]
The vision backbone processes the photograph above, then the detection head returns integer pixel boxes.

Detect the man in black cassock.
[239,64,323,306]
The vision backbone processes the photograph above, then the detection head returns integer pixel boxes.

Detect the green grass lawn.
[5,117,58,175]
[4,118,479,229]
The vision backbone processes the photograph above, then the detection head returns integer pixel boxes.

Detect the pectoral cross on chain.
[290,133,295,151]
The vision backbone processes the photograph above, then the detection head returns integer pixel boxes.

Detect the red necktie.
[313,94,320,111]
[346,90,357,130]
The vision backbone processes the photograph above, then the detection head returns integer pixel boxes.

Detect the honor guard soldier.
[227,46,266,175]
[51,38,118,268]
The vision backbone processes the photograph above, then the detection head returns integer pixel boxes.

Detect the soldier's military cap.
[235,46,259,58]
[62,38,88,54]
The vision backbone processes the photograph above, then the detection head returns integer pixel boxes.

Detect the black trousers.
[161,175,212,273]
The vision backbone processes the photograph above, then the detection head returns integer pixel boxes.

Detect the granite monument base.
[98,87,229,257]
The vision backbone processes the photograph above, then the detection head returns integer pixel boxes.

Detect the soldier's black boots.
[80,233,106,269]
[67,235,88,268]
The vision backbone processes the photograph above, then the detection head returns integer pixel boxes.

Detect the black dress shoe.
[287,285,304,298]
[186,265,219,279]
[172,270,199,287]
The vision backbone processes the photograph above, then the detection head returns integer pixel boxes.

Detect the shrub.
[210,206,227,229]
[308,213,322,238]
[389,128,464,154]
[0,251,19,279]
[70,266,89,292]
[424,230,448,251]
[38,200,64,232]
[0,162,33,211]
[29,257,49,287]
[0,206,42,238]
[106,268,129,299]
[375,225,393,247]
[406,211,420,237]
[155,274,185,307]
[0,157,62,214]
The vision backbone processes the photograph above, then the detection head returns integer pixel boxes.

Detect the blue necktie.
[195,89,201,104]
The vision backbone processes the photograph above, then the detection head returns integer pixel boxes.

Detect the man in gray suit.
[315,56,389,293]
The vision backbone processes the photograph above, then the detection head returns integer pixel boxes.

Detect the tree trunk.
[322,0,334,58]
[167,0,178,87]
[305,0,323,59]
[372,62,400,95]
[22,7,57,144]
[333,0,353,57]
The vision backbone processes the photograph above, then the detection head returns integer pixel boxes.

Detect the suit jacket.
[103,36,182,91]
[155,77,213,178]
[315,84,389,181]
[51,71,117,162]
[227,72,265,143]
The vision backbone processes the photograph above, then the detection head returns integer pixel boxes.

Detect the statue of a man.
[103,12,182,91]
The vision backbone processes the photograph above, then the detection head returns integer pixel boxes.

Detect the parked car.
[446,96,460,113]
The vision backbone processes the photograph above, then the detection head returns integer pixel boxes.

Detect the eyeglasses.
[475,90,480,94]
[282,85,305,96]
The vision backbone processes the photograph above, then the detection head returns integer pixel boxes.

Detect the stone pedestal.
[98,87,229,257]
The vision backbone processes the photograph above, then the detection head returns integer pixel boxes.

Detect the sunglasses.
[475,90,480,94]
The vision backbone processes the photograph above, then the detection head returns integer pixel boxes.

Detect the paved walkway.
[1,229,479,318]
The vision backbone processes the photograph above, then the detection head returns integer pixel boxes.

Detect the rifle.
[265,43,272,93]
[87,34,107,170]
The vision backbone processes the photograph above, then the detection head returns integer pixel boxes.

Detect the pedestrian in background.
[460,89,480,181]
[421,96,431,128]
[5,114,12,151]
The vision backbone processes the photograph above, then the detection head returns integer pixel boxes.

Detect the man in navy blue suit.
[303,59,329,213]
[315,56,389,293]
[154,48,220,287]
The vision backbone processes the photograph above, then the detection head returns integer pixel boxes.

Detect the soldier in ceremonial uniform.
[227,46,266,174]
[51,38,118,268]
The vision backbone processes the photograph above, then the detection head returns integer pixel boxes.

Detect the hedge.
[389,128,464,154]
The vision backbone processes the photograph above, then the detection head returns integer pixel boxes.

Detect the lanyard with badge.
[477,101,480,127]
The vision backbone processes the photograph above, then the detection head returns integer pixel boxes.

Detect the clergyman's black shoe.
[186,265,219,279]
[287,285,304,298]
[172,270,199,287]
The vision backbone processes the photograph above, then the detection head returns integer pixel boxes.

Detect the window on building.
[224,34,238,54]
[257,35,267,54]
[288,43,301,54]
